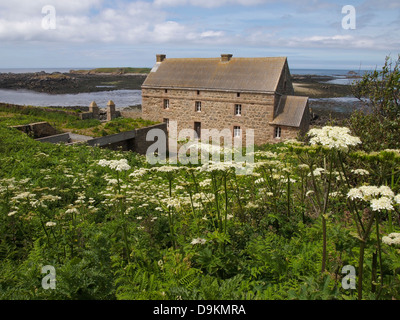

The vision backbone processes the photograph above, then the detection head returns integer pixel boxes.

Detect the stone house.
[141,54,310,146]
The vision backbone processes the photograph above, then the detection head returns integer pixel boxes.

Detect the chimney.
[221,54,233,62]
[156,54,166,63]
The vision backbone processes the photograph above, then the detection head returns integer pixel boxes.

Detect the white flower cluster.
[200,161,237,172]
[162,197,181,209]
[45,221,57,227]
[98,159,131,171]
[308,167,325,177]
[153,165,181,173]
[382,233,400,246]
[351,169,369,176]
[191,238,207,245]
[308,126,361,151]
[129,168,149,178]
[347,185,400,212]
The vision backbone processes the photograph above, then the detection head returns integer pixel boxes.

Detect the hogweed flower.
[382,233,400,246]
[347,185,399,212]
[191,238,207,245]
[129,168,149,178]
[45,221,57,227]
[370,197,394,212]
[98,159,131,171]
[308,126,361,151]
[351,169,370,176]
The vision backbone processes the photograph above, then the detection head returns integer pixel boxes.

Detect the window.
[195,101,202,112]
[233,126,241,138]
[274,126,282,139]
[197,90,200,95]
[194,122,201,139]
[237,92,241,98]
[163,99,169,109]
[234,104,242,116]
[163,118,169,128]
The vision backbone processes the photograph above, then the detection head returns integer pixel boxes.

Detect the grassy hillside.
[0,103,157,137]
[1,119,400,300]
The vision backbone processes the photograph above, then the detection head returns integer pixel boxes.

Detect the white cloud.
[0,0,229,45]
[200,30,225,38]
[0,0,396,64]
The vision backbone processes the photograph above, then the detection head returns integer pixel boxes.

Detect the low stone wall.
[26,121,168,155]
[133,122,168,155]
[11,121,58,138]
[120,110,142,119]
[66,122,168,155]
[35,132,71,144]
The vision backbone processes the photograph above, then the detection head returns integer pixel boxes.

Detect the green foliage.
[101,117,157,136]
[288,275,341,300]
[349,55,400,151]
[1,100,400,301]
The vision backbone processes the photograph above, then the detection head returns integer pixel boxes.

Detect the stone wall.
[142,88,279,145]
[280,126,301,140]
[275,60,295,97]
[133,122,168,156]
[11,122,58,138]
[81,122,167,155]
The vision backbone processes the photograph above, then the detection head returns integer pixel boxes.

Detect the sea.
[0,68,368,110]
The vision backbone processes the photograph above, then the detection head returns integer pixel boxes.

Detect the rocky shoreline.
[0,70,367,125]
[0,71,146,94]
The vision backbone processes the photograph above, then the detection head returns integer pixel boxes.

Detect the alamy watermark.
[42,5,56,30]
[342,5,356,30]
[41,265,56,290]
[341,265,356,290]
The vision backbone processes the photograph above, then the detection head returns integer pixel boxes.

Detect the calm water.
[0,68,367,109]
[0,88,142,109]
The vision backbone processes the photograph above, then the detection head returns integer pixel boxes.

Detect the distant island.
[69,67,151,75]
[0,68,148,94]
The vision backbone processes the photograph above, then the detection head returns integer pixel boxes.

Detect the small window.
[163,118,169,128]
[234,104,242,116]
[274,126,282,139]
[163,99,169,109]
[233,126,241,138]
[165,89,168,93]
[197,90,200,95]
[195,101,201,112]
[194,122,201,139]
[237,92,241,98]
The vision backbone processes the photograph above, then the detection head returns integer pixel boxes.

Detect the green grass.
[0,103,157,137]
[1,114,400,300]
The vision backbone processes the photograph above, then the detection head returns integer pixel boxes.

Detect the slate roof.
[142,56,288,93]
[270,95,309,127]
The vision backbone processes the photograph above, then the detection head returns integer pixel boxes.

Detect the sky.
[0,0,399,70]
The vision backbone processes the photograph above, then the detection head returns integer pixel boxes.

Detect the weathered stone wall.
[298,102,311,136]
[11,122,58,138]
[275,104,310,141]
[275,61,295,96]
[134,122,168,156]
[79,112,95,120]
[281,126,301,140]
[142,88,279,145]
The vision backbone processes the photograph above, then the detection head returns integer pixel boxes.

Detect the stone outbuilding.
[141,54,310,145]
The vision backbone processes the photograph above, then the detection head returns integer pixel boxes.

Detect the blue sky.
[0,0,399,70]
